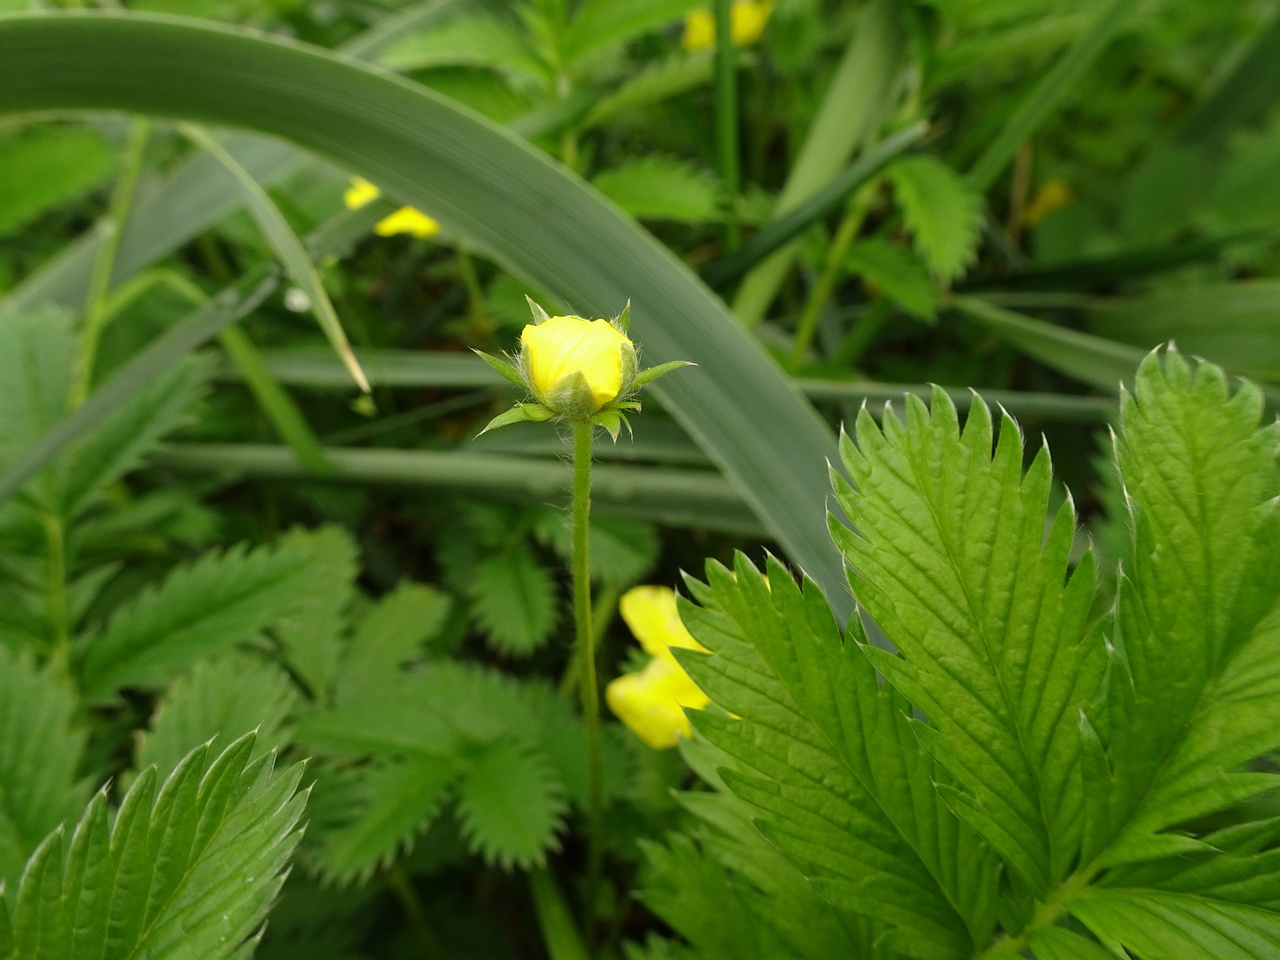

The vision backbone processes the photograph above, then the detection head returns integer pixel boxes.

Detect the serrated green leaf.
[830,386,1104,895]
[338,582,452,704]
[272,525,357,701]
[676,559,987,959]
[564,0,703,62]
[592,156,720,223]
[455,741,566,870]
[0,649,87,893]
[79,531,334,700]
[380,12,547,86]
[471,542,557,656]
[0,733,305,960]
[1087,350,1280,869]
[311,755,458,886]
[1071,888,1280,958]
[846,237,939,322]
[136,655,298,780]
[887,156,983,283]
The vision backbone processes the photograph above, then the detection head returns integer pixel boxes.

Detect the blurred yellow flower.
[606,586,709,749]
[1024,178,1071,226]
[682,0,774,52]
[520,315,635,416]
[372,207,440,238]
[343,176,440,239]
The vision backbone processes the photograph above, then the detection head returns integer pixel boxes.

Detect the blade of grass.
[967,0,1130,192]
[700,122,925,291]
[149,442,761,534]
[0,0,467,318]
[1178,10,1280,149]
[179,123,369,392]
[731,0,906,325]
[0,11,849,611]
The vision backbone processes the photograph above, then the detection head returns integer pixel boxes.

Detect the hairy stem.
[72,117,151,407]
[571,420,604,938]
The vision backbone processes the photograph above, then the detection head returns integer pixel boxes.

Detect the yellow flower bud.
[520,315,636,418]
[607,585,710,749]
[681,0,774,52]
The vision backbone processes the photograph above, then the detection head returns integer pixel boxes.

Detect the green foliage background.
[0,0,1278,957]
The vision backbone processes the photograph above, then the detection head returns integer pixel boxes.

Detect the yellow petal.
[731,0,773,46]
[374,207,441,238]
[606,657,706,749]
[344,176,381,210]
[681,9,715,51]
[519,315,632,411]
[619,585,705,663]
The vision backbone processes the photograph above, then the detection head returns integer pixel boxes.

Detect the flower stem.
[571,420,604,936]
[72,117,151,408]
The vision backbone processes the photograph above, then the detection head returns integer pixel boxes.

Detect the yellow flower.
[373,207,440,238]
[344,176,440,238]
[1024,178,1071,226]
[682,0,774,52]
[606,586,709,749]
[520,315,636,417]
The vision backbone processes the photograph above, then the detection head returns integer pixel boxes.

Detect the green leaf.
[380,13,546,87]
[887,156,983,283]
[0,733,305,960]
[471,542,557,656]
[0,309,75,476]
[1027,926,1116,960]
[337,581,452,703]
[78,531,333,701]
[136,655,298,780]
[677,558,991,958]
[0,649,87,893]
[0,125,115,237]
[0,10,857,617]
[1085,350,1280,869]
[311,755,457,886]
[564,0,703,62]
[830,386,1104,895]
[454,740,566,870]
[583,50,714,129]
[1071,888,1280,958]
[592,156,720,223]
[272,526,358,701]
[845,237,939,321]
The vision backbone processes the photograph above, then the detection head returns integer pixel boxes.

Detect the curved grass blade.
[0,11,851,614]
[180,123,369,392]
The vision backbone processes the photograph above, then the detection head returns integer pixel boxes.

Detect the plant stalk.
[72,117,151,407]
[787,187,873,371]
[713,0,740,251]
[571,420,604,937]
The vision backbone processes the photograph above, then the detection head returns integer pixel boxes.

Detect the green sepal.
[525,295,551,323]
[591,409,624,441]
[472,349,526,389]
[634,360,695,388]
[611,400,642,412]
[545,371,598,421]
[614,299,631,335]
[478,403,553,434]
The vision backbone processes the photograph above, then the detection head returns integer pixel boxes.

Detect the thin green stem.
[571,420,604,938]
[974,871,1091,959]
[529,867,591,960]
[558,581,624,701]
[42,513,69,679]
[787,189,872,371]
[713,0,740,251]
[72,118,151,407]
